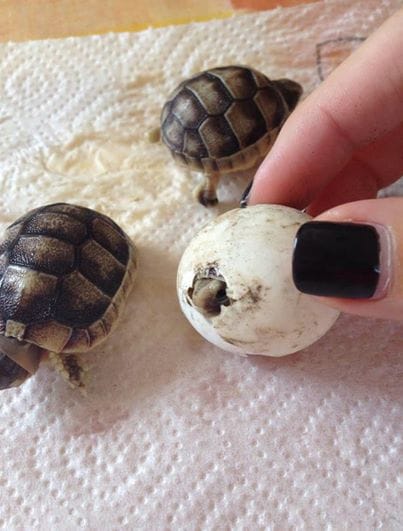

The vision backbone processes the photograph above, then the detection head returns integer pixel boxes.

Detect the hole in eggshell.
[187,272,231,318]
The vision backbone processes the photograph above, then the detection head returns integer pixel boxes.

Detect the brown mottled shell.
[161,65,300,174]
[0,203,137,354]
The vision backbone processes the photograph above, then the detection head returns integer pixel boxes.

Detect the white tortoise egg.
[177,204,339,357]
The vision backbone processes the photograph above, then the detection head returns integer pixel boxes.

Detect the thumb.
[292,197,403,320]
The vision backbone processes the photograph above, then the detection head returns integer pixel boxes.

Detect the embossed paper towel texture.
[0,1,402,529]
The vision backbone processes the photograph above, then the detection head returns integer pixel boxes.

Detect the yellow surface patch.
[0,0,233,42]
[0,0,317,42]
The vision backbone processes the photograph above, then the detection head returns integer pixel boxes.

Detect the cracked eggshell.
[177,205,340,357]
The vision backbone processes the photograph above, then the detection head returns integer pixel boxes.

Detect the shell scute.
[183,130,208,159]
[55,271,111,328]
[79,239,126,297]
[0,267,57,324]
[0,222,24,255]
[9,235,75,276]
[0,254,8,280]
[63,328,91,353]
[250,69,272,89]
[169,88,207,128]
[45,203,94,223]
[225,99,267,149]
[24,211,88,245]
[90,217,130,266]
[199,115,240,158]
[25,321,72,353]
[161,113,184,153]
[209,66,258,100]
[254,85,286,129]
[186,74,233,116]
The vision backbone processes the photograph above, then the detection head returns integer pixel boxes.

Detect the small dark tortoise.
[159,65,302,205]
[0,203,137,390]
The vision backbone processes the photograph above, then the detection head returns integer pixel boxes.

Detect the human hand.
[248,9,403,320]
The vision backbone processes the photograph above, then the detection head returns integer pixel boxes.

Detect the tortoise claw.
[240,179,253,208]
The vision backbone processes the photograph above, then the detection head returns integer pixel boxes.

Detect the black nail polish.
[292,222,380,299]
[240,180,253,208]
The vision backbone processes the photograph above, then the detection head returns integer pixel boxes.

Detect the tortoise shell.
[0,203,137,354]
[160,65,302,175]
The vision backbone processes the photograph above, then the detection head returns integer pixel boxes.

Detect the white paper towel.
[0,1,402,529]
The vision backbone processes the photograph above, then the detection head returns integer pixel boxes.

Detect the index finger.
[249,8,403,208]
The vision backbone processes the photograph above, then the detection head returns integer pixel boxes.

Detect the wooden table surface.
[0,0,315,42]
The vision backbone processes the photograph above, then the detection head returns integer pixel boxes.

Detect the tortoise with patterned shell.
[159,65,302,205]
[0,203,137,390]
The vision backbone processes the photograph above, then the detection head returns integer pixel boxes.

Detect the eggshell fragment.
[177,205,339,357]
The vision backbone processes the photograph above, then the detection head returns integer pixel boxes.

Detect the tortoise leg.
[194,173,220,207]
[49,352,86,390]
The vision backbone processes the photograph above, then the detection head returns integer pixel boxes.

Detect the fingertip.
[250,10,403,210]
[292,198,403,321]
[247,165,272,206]
[248,152,308,209]
[303,295,403,321]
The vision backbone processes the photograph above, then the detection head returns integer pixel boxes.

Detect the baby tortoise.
[0,203,137,390]
[158,65,302,205]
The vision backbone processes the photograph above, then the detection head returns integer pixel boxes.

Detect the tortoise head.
[0,336,42,390]
[273,79,303,113]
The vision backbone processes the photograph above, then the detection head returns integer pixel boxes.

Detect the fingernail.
[292,221,390,299]
[240,180,253,208]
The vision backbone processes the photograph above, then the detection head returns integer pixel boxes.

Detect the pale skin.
[249,9,403,321]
